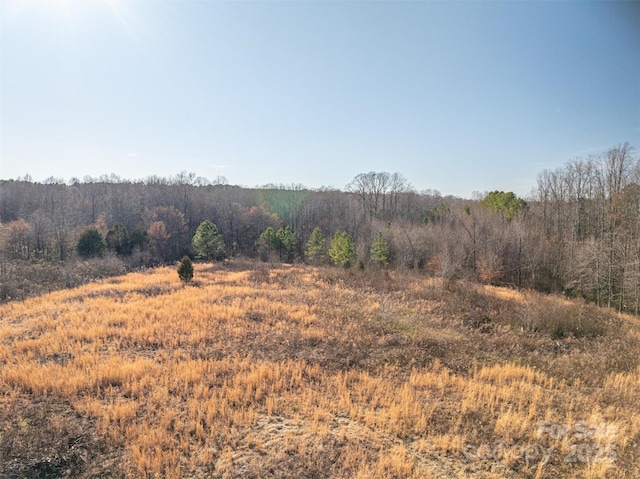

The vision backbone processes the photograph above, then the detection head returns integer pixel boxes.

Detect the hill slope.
[1,261,639,478]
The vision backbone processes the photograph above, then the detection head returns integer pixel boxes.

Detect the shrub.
[516,296,612,339]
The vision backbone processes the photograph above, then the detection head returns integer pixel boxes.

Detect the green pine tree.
[76,227,105,259]
[106,223,130,256]
[177,256,194,282]
[305,227,326,264]
[479,191,528,220]
[328,231,357,268]
[258,226,279,260]
[370,231,391,267]
[276,225,298,263]
[128,225,148,251]
[192,220,226,261]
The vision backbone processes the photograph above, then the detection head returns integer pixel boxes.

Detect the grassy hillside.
[1,261,639,478]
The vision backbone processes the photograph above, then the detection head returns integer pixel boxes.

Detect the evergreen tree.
[305,227,326,264]
[177,255,194,282]
[258,226,279,260]
[258,225,298,262]
[106,223,130,255]
[276,225,298,262]
[480,191,528,220]
[128,225,148,251]
[370,231,391,266]
[192,220,226,261]
[328,231,356,268]
[76,227,105,259]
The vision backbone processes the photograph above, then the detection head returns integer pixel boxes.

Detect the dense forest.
[1,143,639,313]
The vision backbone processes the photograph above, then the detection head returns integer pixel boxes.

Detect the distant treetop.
[480,191,528,220]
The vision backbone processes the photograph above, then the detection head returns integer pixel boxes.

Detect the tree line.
[1,143,639,313]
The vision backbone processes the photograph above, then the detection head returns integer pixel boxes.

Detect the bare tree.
[346,171,409,221]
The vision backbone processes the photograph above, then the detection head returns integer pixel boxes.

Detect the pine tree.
[305,227,326,264]
[177,256,194,282]
[192,220,226,261]
[76,227,105,259]
[258,226,279,261]
[258,225,298,262]
[479,191,528,220]
[276,225,298,263]
[128,225,148,251]
[370,231,390,267]
[106,223,130,256]
[328,231,356,268]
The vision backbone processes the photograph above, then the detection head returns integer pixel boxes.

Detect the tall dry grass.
[0,261,638,478]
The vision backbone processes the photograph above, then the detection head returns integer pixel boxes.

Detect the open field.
[1,260,639,478]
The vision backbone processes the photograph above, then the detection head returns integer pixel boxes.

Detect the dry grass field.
[1,260,639,478]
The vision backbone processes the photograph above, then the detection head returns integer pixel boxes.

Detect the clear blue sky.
[1,0,638,197]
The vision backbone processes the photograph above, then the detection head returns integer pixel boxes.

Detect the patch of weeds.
[516,297,616,339]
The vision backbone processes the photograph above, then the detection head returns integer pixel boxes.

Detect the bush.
[516,296,613,339]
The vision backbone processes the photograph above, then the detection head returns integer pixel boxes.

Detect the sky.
[1,0,639,198]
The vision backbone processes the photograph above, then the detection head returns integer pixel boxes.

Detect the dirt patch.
[0,395,124,479]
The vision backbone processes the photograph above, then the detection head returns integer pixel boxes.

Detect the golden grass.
[1,262,639,478]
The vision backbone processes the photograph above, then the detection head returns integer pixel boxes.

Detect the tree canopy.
[4,145,640,314]
[480,191,528,220]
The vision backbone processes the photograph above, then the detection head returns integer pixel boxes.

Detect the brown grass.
[0,260,639,478]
